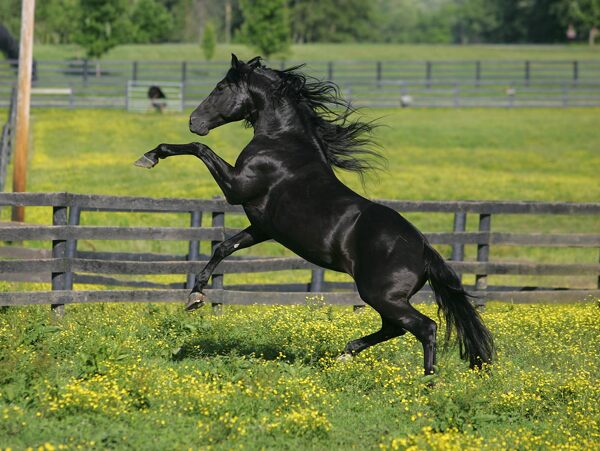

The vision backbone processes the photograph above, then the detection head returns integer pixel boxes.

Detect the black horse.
[135,55,494,374]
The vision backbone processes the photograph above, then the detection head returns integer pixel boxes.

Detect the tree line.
[0,0,598,59]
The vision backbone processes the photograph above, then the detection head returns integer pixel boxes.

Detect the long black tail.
[424,244,495,368]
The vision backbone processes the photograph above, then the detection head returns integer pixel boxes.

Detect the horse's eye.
[217,84,225,92]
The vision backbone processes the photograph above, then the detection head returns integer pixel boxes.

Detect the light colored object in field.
[126,80,184,113]
[337,353,353,362]
[400,94,413,107]
[31,87,72,95]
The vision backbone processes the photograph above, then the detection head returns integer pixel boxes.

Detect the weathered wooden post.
[181,61,187,83]
[11,0,35,223]
[132,61,138,81]
[211,207,224,314]
[51,205,67,317]
[83,59,89,85]
[376,61,382,87]
[186,211,202,290]
[524,61,530,85]
[451,211,467,282]
[327,61,334,81]
[475,213,491,308]
[181,61,188,106]
[573,61,578,82]
[475,61,481,84]
[310,268,324,292]
[426,61,432,88]
[64,206,81,290]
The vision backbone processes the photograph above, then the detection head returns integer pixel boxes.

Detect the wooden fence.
[0,192,599,314]
[2,59,600,108]
[0,87,16,192]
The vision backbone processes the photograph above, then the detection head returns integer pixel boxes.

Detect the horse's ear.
[247,56,262,69]
[231,53,240,69]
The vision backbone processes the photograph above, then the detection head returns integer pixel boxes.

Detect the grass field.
[0,301,598,449]
[2,107,598,289]
[1,106,599,448]
[32,43,600,62]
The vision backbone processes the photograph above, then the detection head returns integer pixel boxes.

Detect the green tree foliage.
[452,0,499,43]
[553,0,600,43]
[2,0,600,51]
[131,0,174,43]
[36,0,81,44]
[74,0,133,58]
[290,0,373,43]
[240,0,291,57]
[0,0,21,37]
[202,22,217,60]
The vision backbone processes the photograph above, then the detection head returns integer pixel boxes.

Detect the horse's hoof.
[134,154,158,169]
[336,353,353,362]
[185,292,207,311]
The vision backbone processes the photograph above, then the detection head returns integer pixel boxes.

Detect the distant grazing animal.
[135,55,495,375]
[147,85,167,113]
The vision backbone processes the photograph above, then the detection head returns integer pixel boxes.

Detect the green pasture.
[33,43,600,62]
[2,107,598,290]
[0,301,598,449]
[1,106,599,449]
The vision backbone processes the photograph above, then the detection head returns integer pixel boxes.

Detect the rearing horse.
[135,55,494,374]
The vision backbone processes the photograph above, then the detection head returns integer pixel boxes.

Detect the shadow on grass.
[171,335,333,365]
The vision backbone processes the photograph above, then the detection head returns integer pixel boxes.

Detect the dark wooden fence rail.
[0,192,599,314]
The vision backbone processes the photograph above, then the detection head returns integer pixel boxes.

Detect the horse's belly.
[244,191,367,274]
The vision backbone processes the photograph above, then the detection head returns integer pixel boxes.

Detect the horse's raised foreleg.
[134,142,201,168]
[135,142,248,204]
[185,226,268,311]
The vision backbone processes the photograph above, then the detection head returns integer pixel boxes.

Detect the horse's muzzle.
[189,117,209,136]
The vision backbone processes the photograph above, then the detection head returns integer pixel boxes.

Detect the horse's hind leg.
[378,299,437,375]
[339,317,406,359]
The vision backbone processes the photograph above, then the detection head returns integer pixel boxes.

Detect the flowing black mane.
[250,61,386,177]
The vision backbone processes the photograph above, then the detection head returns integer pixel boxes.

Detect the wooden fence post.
[327,61,334,81]
[426,61,432,88]
[186,211,202,290]
[64,206,80,290]
[51,205,67,317]
[475,61,481,84]
[310,268,324,292]
[181,61,187,104]
[475,213,491,307]
[376,61,382,87]
[211,208,224,314]
[573,61,578,82]
[82,59,88,85]
[132,61,138,81]
[525,61,530,85]
[11,0,35,223]
[451,212,467,281]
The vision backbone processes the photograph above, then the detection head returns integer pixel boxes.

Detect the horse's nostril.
[189,117,209,136]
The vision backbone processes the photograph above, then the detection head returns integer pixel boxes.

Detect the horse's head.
[189,54,261,136]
